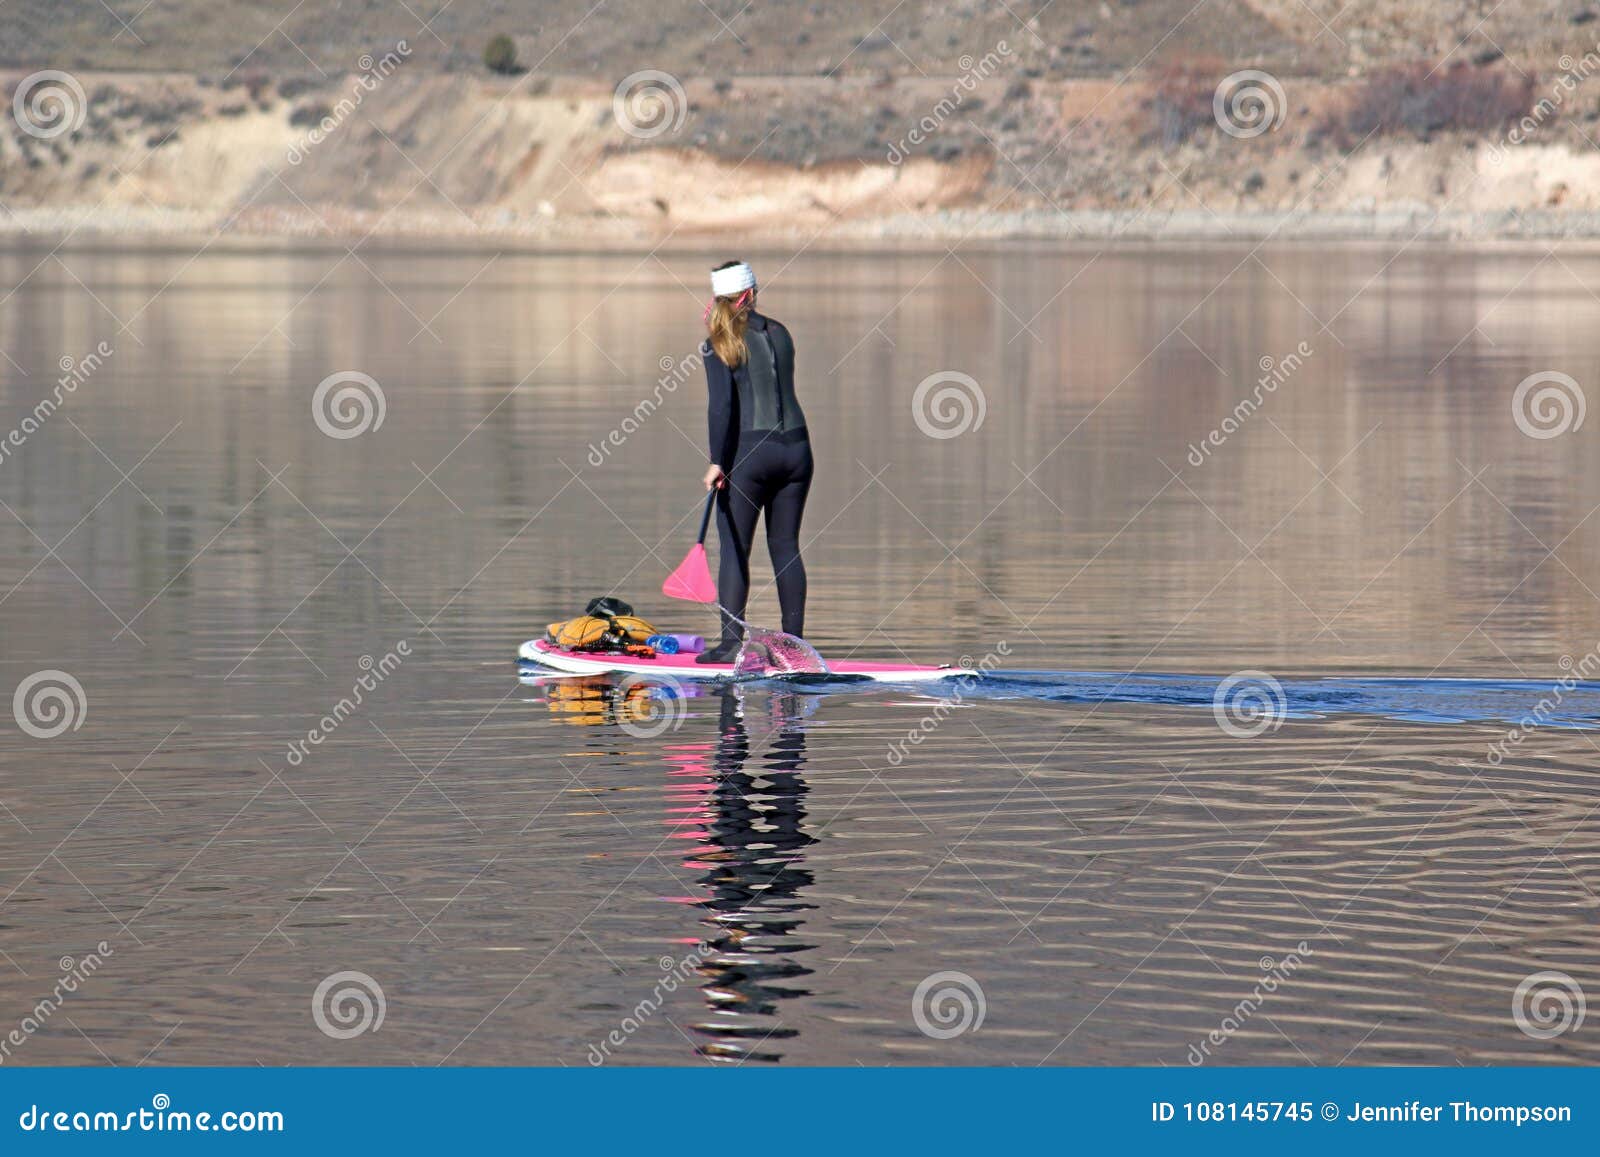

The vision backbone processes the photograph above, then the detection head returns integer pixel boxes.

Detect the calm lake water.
[1,240,1598,1066]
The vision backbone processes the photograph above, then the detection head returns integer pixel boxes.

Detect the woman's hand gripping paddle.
[662,490,719,603]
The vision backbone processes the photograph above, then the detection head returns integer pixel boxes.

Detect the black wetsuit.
[702,312,813,653]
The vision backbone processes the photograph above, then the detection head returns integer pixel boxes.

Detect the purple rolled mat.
[670,634,705,654]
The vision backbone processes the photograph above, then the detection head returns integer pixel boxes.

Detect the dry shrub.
[1326,61,1535,144]
[1149,57,1224,148]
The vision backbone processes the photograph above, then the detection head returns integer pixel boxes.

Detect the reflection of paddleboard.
[518,639,962,683]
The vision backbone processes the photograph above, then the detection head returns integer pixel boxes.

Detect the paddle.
[662,490,718,603]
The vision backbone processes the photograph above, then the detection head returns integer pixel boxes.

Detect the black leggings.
[716,433,813,645]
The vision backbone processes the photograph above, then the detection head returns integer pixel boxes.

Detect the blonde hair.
[707,261,753,367]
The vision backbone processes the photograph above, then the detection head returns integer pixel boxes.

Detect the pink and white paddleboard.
[518,639,962,683]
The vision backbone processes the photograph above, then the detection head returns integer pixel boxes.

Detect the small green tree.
[484,34,518,75]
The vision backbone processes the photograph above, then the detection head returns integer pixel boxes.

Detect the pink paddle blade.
[662,543,717,602]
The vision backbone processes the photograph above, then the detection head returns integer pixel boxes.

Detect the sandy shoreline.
[8,204,1600,246]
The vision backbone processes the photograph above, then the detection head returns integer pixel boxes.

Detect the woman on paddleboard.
[697,260,813,664]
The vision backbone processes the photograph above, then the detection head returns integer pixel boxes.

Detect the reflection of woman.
[697,260,814,664]
[529,672,818,1062]
[683,686,817,1063]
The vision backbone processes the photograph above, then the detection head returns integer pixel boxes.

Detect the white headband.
[710,263,756,298]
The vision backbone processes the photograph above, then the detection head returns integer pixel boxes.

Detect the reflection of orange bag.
[614,680,657,727]
[545,681,609,725]
[542,678,656,727]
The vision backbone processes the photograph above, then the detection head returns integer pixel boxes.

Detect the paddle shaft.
[696,488,716,545]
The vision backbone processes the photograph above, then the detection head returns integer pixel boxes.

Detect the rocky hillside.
[4,1,1596,79]
[4,2,1600,239]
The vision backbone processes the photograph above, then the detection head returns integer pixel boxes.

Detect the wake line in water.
[517,661,1600,729]
[919,671,1600,729]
